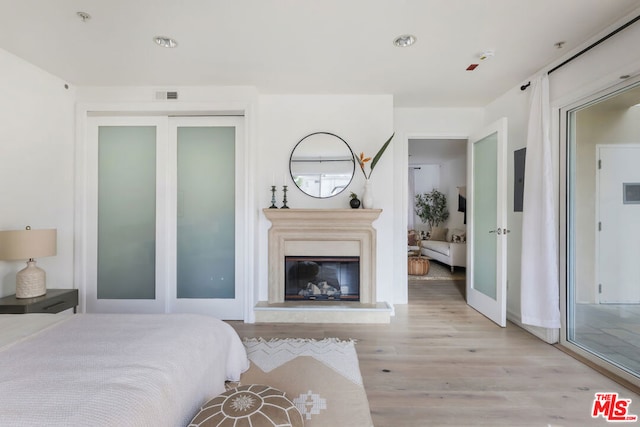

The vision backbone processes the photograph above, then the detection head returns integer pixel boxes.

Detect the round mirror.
[289,132,356,198]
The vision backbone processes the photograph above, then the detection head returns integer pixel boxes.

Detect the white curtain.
[408,167,416,229]
[520,75,561,328]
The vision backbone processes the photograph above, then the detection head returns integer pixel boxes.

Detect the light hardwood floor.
[229,281,640,426]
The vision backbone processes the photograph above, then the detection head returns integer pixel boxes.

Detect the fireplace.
[285,256,360,301]
[259,208,390,323]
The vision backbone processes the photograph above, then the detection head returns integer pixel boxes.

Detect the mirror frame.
[289,132,356,199]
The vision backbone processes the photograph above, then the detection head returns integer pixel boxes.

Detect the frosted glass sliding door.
[84,116,245,319]
[168,117,245,319]
[97,126,157,299]
[177,127,235,298]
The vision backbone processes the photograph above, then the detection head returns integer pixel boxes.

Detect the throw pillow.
[430,227,448,241]
[452,234,466,243]
[449,228,467,243]
[408,230,418,246]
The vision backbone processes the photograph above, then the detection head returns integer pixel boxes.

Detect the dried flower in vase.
[357,133,394,179]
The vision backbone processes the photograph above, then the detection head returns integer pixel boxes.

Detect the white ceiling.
[1,0,639,107]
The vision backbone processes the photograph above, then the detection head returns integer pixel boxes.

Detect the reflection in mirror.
[289,132,355,198]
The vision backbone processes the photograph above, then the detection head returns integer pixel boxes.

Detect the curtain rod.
[521,13,640,91]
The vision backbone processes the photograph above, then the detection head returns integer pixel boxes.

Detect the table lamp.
[0,226,57,298]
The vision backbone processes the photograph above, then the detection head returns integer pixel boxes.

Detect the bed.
[0,313,249,427]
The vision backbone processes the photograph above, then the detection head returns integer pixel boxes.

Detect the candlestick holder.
[269,185,278,208]
[281,185,290,209]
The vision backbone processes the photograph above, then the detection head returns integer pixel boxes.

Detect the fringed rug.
[409,259,466,281]
[239,338,373,427]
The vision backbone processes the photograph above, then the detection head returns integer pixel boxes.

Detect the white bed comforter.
[0,313,249,427]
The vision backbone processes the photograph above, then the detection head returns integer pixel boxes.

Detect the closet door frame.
[78,111,250,320]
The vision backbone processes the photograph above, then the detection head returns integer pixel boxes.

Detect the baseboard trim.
[507,309,559,344]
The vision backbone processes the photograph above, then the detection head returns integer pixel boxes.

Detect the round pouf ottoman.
[408,256,430,276]
[189,384,304,427]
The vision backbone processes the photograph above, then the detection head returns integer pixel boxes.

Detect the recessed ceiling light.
[393,34,416,48]
[76,11,91,22]
[154,36,178,48]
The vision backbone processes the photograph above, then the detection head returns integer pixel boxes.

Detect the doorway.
[563,79,640,386]
[407,138,468,285]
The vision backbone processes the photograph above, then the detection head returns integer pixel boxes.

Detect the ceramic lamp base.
[16,260,46,299]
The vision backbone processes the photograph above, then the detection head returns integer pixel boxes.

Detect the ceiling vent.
[155,91,179,101]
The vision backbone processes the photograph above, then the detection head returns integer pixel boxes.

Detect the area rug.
[409,259,466,280]
[239,338,373,427]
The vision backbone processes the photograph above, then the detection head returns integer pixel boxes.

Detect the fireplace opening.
[285,256,360,301]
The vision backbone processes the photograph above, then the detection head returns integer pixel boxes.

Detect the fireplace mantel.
[262,208,382,227]
[259,208,390,323]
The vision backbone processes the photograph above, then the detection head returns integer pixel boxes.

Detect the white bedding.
[0,313,249,427]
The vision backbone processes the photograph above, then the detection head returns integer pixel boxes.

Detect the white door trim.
[75,103,254,320]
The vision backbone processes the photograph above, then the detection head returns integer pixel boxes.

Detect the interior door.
[467,118,508,327]
[597,145,640,303]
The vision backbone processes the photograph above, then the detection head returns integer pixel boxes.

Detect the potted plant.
[349,192,361,209]
[415,190,449,229]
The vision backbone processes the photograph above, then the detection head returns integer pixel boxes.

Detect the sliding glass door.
[85,116,244,319]
[563,80,640,386]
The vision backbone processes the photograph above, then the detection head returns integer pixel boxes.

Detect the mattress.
[0,313,249,427]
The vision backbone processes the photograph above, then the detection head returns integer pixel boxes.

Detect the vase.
[362,179,373,209]
[349,197,361,209]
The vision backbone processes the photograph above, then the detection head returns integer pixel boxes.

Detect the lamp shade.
[0,228,57,260]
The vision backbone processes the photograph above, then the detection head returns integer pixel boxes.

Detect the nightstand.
[0,289,79,314]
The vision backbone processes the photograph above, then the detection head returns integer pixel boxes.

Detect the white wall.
[73,89,394,318]
[411,164,439,232]
[441,155,467,232]
[256,95,394,306]
[0,49,76,297]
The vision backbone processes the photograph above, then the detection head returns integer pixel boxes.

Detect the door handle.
[489,228,510,235]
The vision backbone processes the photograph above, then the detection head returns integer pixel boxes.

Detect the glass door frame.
[559,75,640,388]
[84,116,169,313]
[466,117,508,327]
[167,116,246,318]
